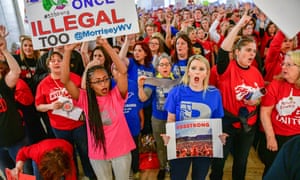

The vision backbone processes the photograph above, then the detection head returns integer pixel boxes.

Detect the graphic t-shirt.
[261,79,300,136]
[164,85,224,121]
[75,87,136,159]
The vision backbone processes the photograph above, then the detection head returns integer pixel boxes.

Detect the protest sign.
[254,0,300,39]
[25,0,140,49]
[166,118,223,160]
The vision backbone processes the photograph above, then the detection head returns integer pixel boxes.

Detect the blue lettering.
[72,0,115,9]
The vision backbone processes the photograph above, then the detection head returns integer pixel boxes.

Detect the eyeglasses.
[49,59,63,63]
[158,63,171,67]
[149,42,159,46]
[281,62,298,68]
[90,78,110,84]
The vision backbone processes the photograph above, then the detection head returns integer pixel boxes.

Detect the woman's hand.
[11,161,24,179]
[160,134,170,146]
[86,59,101,69]
[64,43,79,52]
[243,98,260,106]
[266,135,278,151]
[96,36,108,46]
[138,75,147,88]
[219,133,229,145]
[51,100,63,110]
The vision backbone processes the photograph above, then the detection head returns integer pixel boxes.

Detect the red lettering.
[31,22,37,37]
[64,15,78,31]
[50,18,64,33]
[96,10,112,25]
[37,21,51,35]
[78,13,95,28]
[111,9,125,23]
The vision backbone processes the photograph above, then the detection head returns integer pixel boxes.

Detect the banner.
[166,118,223,160]
[25,0,140,49]
[254,0,300,39]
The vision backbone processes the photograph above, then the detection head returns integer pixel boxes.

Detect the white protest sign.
[25,0,140,49]
[254,0,300,39]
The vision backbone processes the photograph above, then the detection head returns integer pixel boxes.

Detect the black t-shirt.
[0,79,25,147]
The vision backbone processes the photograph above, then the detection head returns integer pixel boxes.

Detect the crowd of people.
[1,2,300,180]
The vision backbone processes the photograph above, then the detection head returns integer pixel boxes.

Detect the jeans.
[52,124,96,179]
[151,117,167,170]
[0,137,32,177]
[90,152,132,180]
[170,157,210,180]
[210,121,256,180]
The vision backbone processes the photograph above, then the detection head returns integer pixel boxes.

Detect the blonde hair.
[276,50,300,88]
[181,55,210,91]
[20,36,40,61]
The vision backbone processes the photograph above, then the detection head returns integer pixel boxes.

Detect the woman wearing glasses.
[209,13,265,180]
[138,54,178,180]
[258,50,300,177]
[61,37,135,180]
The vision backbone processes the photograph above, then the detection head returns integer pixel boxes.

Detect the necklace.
[52,76,63,90]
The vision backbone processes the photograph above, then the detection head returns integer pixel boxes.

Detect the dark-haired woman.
[120,35,155,134]
[61,37,135,180]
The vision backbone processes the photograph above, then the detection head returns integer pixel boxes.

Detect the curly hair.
[38,148,72,180]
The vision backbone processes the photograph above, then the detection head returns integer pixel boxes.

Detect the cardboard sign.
[25,0,140,49]
[254,0,300,38]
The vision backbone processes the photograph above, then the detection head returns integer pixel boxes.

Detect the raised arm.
[221,13,251,51]
[61,44,80,100]
[119,34,135,66]
[80,41,90,67]
[0,25,21,88]
[96,36,128,98]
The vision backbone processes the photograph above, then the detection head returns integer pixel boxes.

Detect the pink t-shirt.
[75,87,135,160]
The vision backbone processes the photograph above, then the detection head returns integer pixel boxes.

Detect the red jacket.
[264,31,285,82]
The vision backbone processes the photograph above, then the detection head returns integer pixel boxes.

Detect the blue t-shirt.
[164,85,224,121]
[112,79,143,136]
[127,58,155,108]
[150,84,173,121]
[172,59,188,79]
[123,79,143,136]
[127,58,155,81]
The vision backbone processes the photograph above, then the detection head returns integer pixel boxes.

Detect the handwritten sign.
[25,0,140,49]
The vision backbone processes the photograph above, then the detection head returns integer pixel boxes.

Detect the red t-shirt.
[218,61,265,127]
[16,139,76,180]
[35,73,83,130]
[261,79,300,136]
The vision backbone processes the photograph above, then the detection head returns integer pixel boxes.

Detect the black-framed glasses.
[90,78,110,84]
[158,63,171,67]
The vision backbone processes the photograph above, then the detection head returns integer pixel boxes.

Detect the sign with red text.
[25,0,140,49]
[166,118,223,160]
